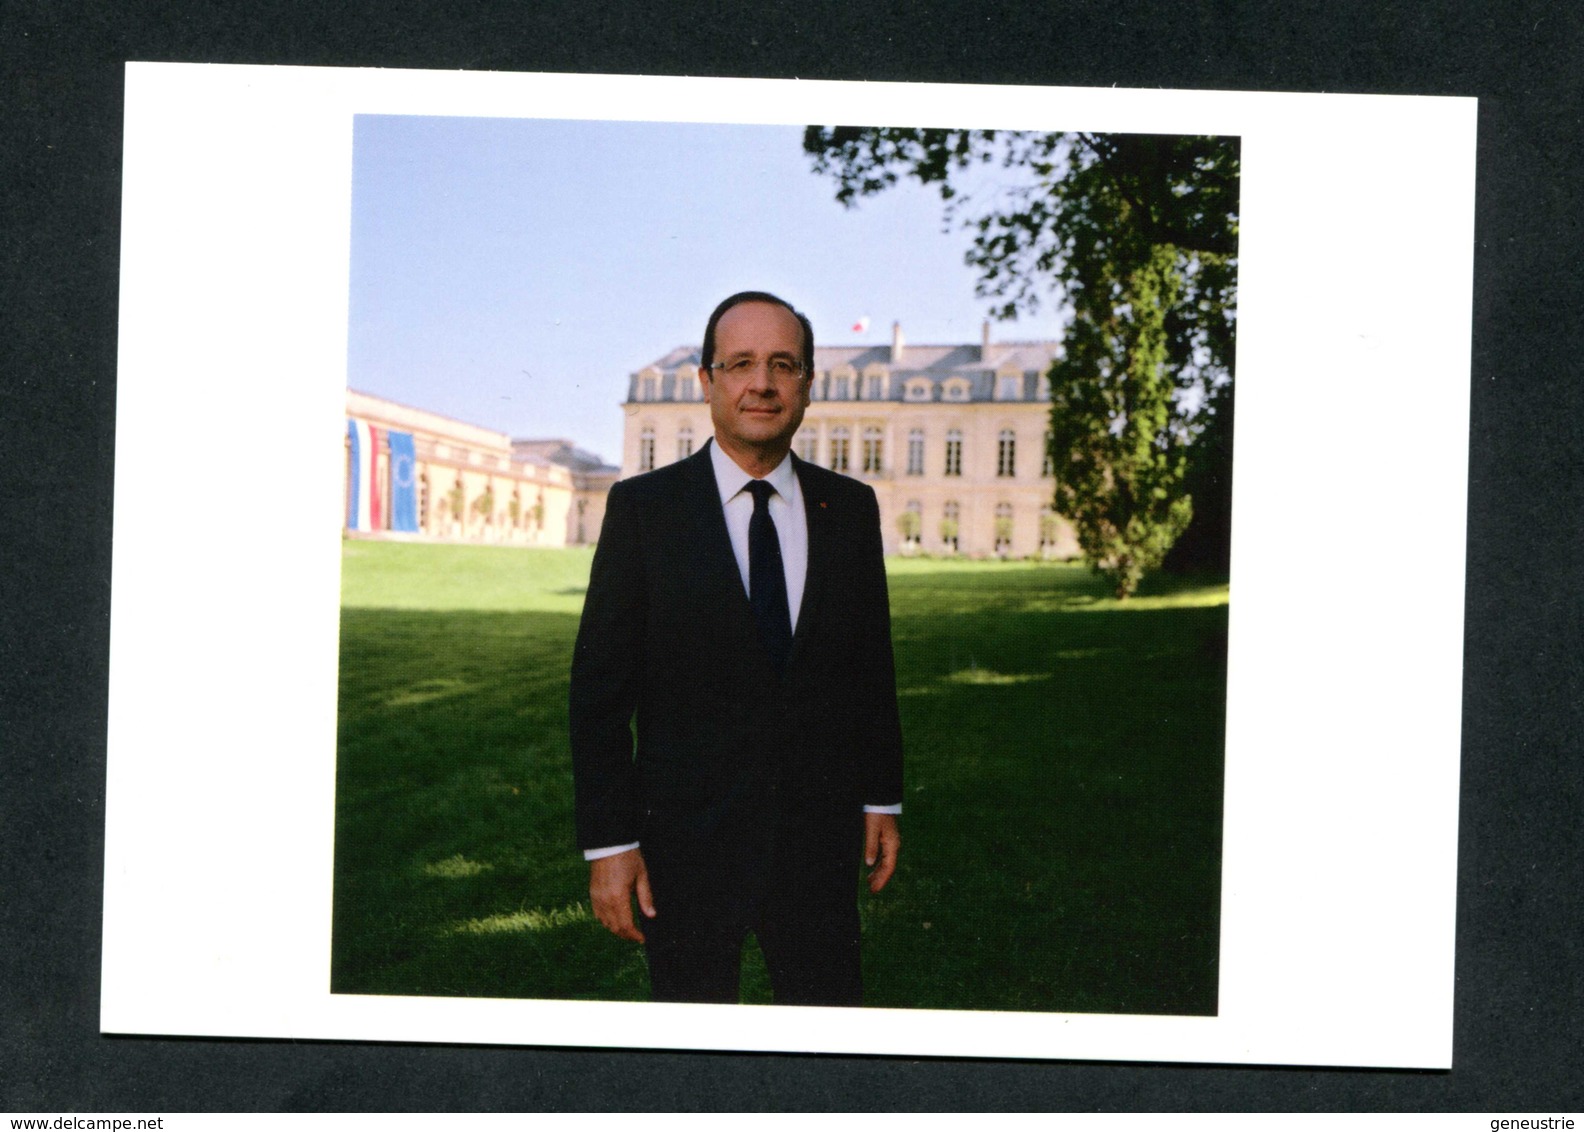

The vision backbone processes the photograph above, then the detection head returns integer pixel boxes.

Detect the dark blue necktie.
[745,479,793,670]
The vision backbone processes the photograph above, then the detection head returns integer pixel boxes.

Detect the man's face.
[700,301,811,464]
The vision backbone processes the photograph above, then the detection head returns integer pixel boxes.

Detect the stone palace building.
[619,322,1079,558]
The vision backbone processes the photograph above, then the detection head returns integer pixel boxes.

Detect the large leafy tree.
[804,128,1239,595]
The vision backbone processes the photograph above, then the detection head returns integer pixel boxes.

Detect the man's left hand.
[864,812,901,893]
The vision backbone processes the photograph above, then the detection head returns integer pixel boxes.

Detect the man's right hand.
[589,847,656,942]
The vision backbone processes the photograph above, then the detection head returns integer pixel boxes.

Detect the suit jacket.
[569,441,904,914]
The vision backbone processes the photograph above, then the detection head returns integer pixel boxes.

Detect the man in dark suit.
[569,291,904,1006]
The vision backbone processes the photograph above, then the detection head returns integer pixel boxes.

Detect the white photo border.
[103,64,1475,1067]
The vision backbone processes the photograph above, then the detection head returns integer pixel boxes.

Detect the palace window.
[862,427,883,473]
[797,430,818,463]
[944,429,963,477]
[677,373,699,402]
[864,373,885,401]
[997,374,1023,400]
[1039,506,1060,549]
[904,378,932,402]
[677,425,694,461]
[1042,430,1056,477]
[639,374,657,401]
[994,501,1014,552]
[902,499,923,546]
[943,378,970,402]
[829,427,850,473]
[833,375,852,401]
[639,427,656,473]
[997,429,1017,477]
[942,499,960,551]
[906,428,924,475]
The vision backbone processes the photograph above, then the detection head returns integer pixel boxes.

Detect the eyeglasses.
[708,356,807,380]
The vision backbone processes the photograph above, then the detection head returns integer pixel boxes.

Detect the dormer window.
[904,378,933,402]
[996,373,1024,401]
[638,367,663,401]
[943,378,971,402]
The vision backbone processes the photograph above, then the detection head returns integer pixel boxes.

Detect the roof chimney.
[981,319,994,364]
[891,321,905,364]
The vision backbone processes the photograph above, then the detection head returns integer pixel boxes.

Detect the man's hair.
[700,291,815,375]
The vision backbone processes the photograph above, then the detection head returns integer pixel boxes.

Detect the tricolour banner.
[345,418,383,531]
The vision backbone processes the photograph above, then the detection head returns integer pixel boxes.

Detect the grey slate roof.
[628,339,1061,404]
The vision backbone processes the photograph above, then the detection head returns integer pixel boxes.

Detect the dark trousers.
[641,818,865,1007]
[644,890,863,1007]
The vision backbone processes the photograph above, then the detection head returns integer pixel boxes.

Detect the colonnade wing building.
[621,322,1081,559]
[344,388,617,547]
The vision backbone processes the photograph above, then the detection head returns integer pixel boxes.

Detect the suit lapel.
[682,440,746,601]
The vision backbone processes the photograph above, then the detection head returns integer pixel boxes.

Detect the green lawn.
[331,540,1228,1014]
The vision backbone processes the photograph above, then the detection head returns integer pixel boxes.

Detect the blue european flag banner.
[388,430,419,532]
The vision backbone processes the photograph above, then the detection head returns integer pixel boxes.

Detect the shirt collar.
[708,438,797,505]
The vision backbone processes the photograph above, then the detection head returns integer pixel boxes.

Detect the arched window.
[994,501,1014,553]
[901,499,923,547]
[944,428,963,477]
[677,425,694,461]
[1039,505,1060,549]
[941,499,960,552]
[997,429,1017,477]
[639,427,656,473]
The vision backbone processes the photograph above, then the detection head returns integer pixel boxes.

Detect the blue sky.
[347,115,1068,461]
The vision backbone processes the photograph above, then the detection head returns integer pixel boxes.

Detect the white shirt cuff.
[585,809,897,860]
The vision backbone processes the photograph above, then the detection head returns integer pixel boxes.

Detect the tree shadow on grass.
[872,562,1228,1015]
[330,606,645,1000]
[332,562,1227,1016]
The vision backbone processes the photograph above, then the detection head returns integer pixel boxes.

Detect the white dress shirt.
[584,438,898,862]
[708,438,808,632]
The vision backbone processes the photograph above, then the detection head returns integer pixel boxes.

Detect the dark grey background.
[4,0,1580,1112]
